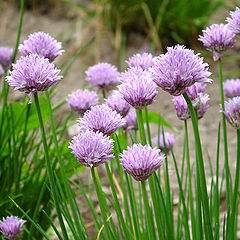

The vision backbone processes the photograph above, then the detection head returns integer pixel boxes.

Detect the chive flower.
[19,32,63,61]
[0,47,13,70]
[120,144,165,181]
[69,130,114,167]
[118,67,158,109]
[67,89,99,116]
[78,105,126,136]
[198,24,236,61]
[222,96,240,129]
[185,82,206,100]
[6,54,62,103]
[173,95,190,120]
[123,108,138,131]
[126,52,154,70]
[0,216,26,240]
[226,7,240,35]
[105,90,130,117]
[150,45,211,96]
[85,62,119,89]
[223,79,240,98]
[152,132,175,153]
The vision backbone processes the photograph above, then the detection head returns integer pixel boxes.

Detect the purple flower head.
[226,7,240,35]
[86,62,120,89]
[118,67,158,110]
[198,24,236,61]
[173,95,190,120]
[120,144,165,181]
[19,32,63,61]
[0,65,4,75]
[152,132,175,153]
[120,67,144,83]
[150,45,212,96]
[222,96,240,129]
[193,93,210,120]
[0,216,26,240]
[223,79,240,98]
[6,54,62,103]
[67,89,99,116]
[185,82,207,100]
[126,52,154,70]
[69,130,114,167]
[105,90,130,117]
[123,108,138,131]
[78,105,126,136]
[0,47,13,70]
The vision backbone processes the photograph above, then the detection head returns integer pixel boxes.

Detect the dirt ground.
[1,2,240,238]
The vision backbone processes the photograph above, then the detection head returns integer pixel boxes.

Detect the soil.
[0,2,240,239]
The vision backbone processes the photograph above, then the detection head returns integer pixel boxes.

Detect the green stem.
[144,107,152,146]
[34,92,69,240]
[136,109,147,145]
[102,89,107,99]
[183,92,213,240]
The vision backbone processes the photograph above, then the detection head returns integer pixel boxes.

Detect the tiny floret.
[78,105,126,136]
[152,132,175,153]
[198,24,236,61]
[86,62,119,89]
[69,130,114,167]
[223,79,240,98]
[226,7,240,35]
[118,67,158,109]
[120,144,165,181]
[6,54,62,102]
[126,52,154,70]
[0,47,13,70]
[222,96,240,129]
[19,32,63,61]
[123,108,138,131]
[67,89,99,116]
[0,216,26,240]
[105,90,130,117]
[150,45,211,96]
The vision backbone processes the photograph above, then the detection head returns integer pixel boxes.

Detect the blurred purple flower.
[78,105,126,136]
[69,130,114,167]
[118,67,158,110]
[67,89,99,116]
[86,62,119,89]
[226,7,240,35]
[152,132,175,153]
[19,32,63,61]
[198,24,236,61]
[6,54,62,103]
[126,52,154,70]
[185,82,207,100]
[123,108,138,131]
[223,79,240,98]
[120,144,165,181]
[222,96,240,129]
[150,45,211,96]
[105,90,130,117]
[0,216,26,240]
[0,47,13,70]
[0,65,4,75]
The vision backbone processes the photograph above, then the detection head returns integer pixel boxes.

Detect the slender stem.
[102,89,106,99]
[34,92,69,240]
[183,92,213,240]
[218,59,231,209]
[136,109,147,145]
[144,107,152,146]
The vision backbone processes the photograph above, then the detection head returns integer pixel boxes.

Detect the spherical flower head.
[150,45,212,96]
[118,67,158,110]
[19,32,63,61]
[226,7,240,35]
[78,105,126,136]
[126,52,154,70]
[105,90,130,117]
[152,132,175,153]
[123,108,138,131]
[193,93,210,120]
[67,89,99,116]
[222,96,240,129]
[0,65,4,75]
[85,62,120,89]
[0,47,13,70]
[185,82,207,100]
[120,144,165,181]
[223,79,240,98]
[198,24,236,61]
[6,54,62,103]
[0,216,26,240]
[173,95,190,120]
[69,130,114,167]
